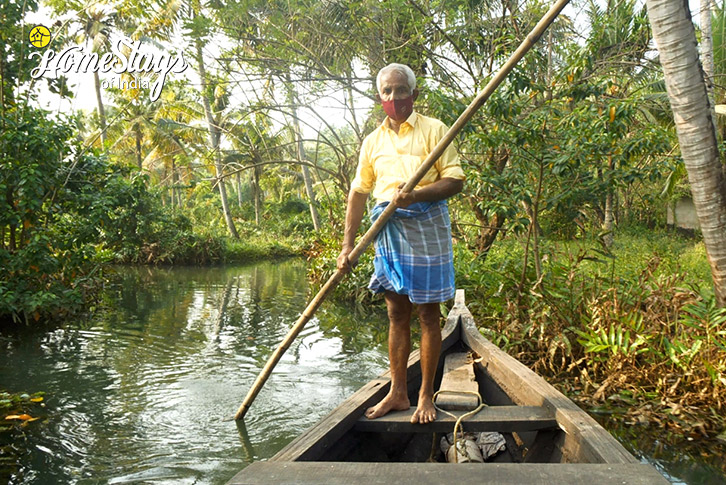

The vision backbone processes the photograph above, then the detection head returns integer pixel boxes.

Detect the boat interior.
[313,341,563,464]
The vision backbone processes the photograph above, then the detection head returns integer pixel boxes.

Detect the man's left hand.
[393,183,417,208]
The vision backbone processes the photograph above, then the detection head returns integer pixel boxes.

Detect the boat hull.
[228,290,668,483]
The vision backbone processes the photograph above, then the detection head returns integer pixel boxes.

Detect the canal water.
[1,260,723,483]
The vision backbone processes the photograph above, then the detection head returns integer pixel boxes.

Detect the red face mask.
[381,96,414,122]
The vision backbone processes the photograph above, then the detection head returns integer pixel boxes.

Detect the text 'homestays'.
[29,36,188,101]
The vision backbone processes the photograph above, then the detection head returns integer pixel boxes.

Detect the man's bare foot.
[365,391,410,419]
[410,395,436,424]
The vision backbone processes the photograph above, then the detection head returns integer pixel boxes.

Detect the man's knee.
[417,303,441,328]
[386,292,412,324]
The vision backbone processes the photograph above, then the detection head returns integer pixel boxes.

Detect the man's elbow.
[348,189,369,206]
[450,178,464,196]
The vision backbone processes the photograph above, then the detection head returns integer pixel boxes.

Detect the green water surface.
[1,260,722,484]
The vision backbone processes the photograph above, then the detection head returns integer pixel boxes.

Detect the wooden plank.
[455,290,637,464]
[227,462,670,484]
[434,353,479,410]
[270,299,465,462]
[502,432,524,463]
[354,406,557,433]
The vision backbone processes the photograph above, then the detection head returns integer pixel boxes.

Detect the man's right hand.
[337,247,354,273]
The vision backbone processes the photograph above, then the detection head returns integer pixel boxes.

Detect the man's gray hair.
[376,63,417,94]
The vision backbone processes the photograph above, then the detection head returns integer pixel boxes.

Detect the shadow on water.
[0,260,389,484]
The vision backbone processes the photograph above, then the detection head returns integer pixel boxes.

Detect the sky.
[22,0,710,138]
[23,2,374,139]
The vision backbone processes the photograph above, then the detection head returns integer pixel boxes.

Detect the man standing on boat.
[337,63,465,424]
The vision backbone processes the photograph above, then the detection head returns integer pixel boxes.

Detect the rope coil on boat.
[432,390,487,463]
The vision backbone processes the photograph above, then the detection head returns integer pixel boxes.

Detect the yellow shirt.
[351,111,465,203]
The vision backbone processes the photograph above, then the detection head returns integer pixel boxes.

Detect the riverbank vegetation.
[310,223,726,444]
[3,0,726,464]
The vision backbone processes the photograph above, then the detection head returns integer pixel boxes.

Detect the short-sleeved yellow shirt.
[350,111,465,203]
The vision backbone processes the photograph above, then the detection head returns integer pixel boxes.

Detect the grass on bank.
[458,226,726,442]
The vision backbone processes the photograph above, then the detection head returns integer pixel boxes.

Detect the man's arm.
[393,177,464,208]
[336,190,369,272]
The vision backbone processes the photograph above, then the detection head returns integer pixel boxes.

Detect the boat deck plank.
[354,405,558,433]
[271,311,462,462]
[434,352,479,410]
[228,462,670,484]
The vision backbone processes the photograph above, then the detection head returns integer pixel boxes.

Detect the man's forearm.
[342,190,368,249]
[397,177,464,206]
[417,177,464,201]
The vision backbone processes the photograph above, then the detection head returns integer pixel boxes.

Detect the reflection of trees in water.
[99,261,393,363]
[594,415,726,483]
[315,303,389,354]
[223,260,310,346]
[3,261,395,483]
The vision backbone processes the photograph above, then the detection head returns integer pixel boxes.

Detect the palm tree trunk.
[251,154,262,225]
[602,155,615,248]
[195,39,239,239]
[701,0,715,105]
[254,167,262,225]
[94,71,107,146]
[135,126,142,170]
[236,172,243,207]
[647,0,726,305]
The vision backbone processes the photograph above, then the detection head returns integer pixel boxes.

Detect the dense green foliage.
[0,106,102,325]
[462,227,725,436]
[0,105,300,327]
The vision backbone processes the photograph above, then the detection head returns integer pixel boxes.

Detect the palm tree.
[193,32,239,239]
[45,0,116,146]
[646,0,726,305]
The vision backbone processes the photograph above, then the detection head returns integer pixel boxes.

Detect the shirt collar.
[383,111,418,133]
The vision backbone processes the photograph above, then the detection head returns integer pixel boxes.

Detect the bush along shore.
[467,233,726,460]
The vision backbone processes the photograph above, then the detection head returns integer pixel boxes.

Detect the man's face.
[378,70,414,102]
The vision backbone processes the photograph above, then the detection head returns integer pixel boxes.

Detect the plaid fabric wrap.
[368,200,456,304]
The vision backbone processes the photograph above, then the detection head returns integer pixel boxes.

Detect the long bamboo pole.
[234,0,571,421]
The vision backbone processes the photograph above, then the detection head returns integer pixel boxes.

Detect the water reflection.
[593,415,726,485]
[0,261,389,484]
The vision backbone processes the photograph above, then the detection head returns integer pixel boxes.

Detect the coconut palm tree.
[646,0,726,305]
[45,0,117,146]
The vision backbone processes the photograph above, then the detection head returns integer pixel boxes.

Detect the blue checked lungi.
[368,200,456,304]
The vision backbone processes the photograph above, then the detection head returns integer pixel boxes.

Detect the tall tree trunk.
[346,70,362,139]
[701,0,715,106]
[236,171,243,207]
[171,158,178,210]
[251,155,262,225]
[94,71,107,146]
[602,155,615,248]
[647,0,726,305]
[135,125,142,170]
[545,28,553,102]
[285,78,321,231]
[195,39,239,239]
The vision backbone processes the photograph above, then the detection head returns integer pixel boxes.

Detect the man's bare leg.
[411,302,441,424]
[365,291,413,419]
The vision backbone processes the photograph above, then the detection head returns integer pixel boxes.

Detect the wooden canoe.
[228,290,669,484]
